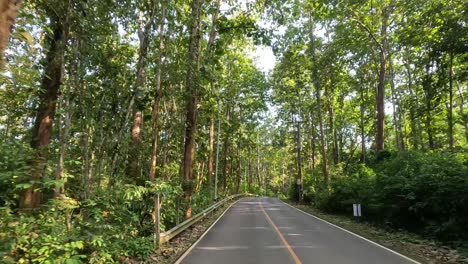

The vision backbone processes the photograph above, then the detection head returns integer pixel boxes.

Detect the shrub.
[309,150,468,241]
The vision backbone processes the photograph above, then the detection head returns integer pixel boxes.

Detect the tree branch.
[349,12,383,52]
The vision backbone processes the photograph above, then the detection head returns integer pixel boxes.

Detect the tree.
[21,0,72,208]
[181,0,204,218]
[0,0,22,66]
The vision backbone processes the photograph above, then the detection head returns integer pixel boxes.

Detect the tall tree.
[128,1,157,182]
[309,13,328,183]
[182,0,204,218]
[21,0,72,208]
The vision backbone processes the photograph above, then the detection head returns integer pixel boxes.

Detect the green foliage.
[312,151,468,241]
[0,178,186,263]
[119,237,153,260]
[0,200,87,263]
[0,141,33,205]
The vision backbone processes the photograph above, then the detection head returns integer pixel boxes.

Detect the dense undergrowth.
[0,142,266,263]
[0,183,222,263]
[0,142,214,263]
[292,150,468,245]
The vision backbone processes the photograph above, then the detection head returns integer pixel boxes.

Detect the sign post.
[353,204,362,217]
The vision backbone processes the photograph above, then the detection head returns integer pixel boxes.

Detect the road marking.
[174,198,242,264]
[279,199,421,264]
[260,200,302,264]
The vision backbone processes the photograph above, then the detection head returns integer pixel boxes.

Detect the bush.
[309,151,468,241]
[315,163,376,214]
[374,151,468,240]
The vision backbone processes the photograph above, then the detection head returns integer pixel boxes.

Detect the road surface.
[177,197,419,264]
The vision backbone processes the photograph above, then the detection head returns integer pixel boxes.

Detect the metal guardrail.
[159,193,250,244]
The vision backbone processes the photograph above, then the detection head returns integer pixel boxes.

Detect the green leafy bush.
[311,151,468,241]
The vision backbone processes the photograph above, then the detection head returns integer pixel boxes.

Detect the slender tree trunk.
[456,81,468,142]
[222,108,230,192]
[149,6,166,181]
[205,0,221,187]
[182,0,204,215]
[129,8,155,182]
[424,59,434,149]
[309,114,316,170]
[359,85,366,162]
[82,127,91,199]
[309,15,328,183]
[376,7,389,151]
[448,52,454,149]
[405,54,421,149]
[388,45,404,150]
[150,8,165,241]
[295,118,303,200]
[256,134,260,186]
[21,1,71,208]
[326,82,339,164]
[54,85,73,198]
[214,116,221,199]
[235,135,241,194]
[0,0,22,66]
[247,150,251,188]
[208,112,215,185]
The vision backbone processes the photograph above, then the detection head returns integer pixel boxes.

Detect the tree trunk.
[376,7,389,151]
[326,80,339,164]
[388,45,404,150]
[208,113,215,185]
[0,0,22,66]
[222,108,230,192]
[256,134,260,187]
[235,135,241,194]
[82,127,91,199]
[309,15,328,183]
[247,150,251,189]
[448,52,454,149]
[150,8,165,240]
[205,0,221,187]
[309,114,316,170]
[21,2,71,208]
[456,81,468,143]
[149,6,166,181]
[424,59,434,149]
[359,85,366,162]
[182,0,204,212]
[129,9,154,182]
[54,89,73,197]
[405,54,421,149]
[295,118,302,199]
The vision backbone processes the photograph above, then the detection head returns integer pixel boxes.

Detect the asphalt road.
[177,197,419,264]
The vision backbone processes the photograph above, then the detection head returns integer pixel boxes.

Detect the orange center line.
[260,202,302,264]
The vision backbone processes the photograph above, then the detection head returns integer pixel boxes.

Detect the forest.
[0,0,467,263]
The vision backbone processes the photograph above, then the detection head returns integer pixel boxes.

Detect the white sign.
[353,204,362,217]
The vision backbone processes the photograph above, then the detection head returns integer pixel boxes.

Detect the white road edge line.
[279,199,421,264]
[174,198,243,264]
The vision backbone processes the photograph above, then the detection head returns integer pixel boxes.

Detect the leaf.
[64,258,82,264]
[15,183,32,190]
[19,31,34,45]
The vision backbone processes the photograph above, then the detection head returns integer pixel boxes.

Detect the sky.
[249,45,276,73]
